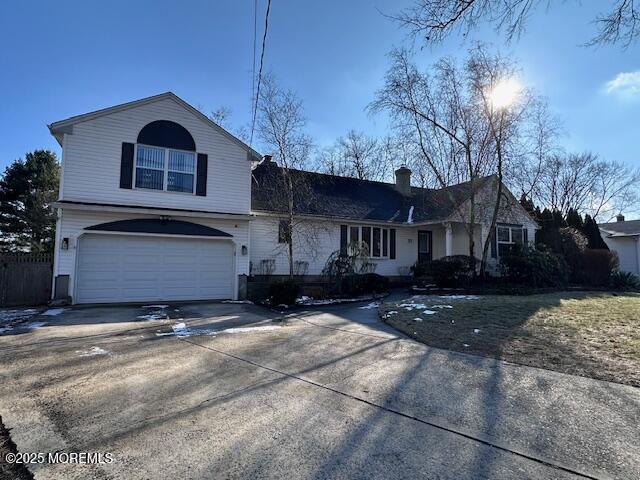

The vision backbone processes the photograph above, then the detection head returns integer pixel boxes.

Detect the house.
[48,93,538,304]
[599,215,640,276]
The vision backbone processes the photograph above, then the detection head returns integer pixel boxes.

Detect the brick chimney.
[394,165,412,196]
[617,213,625,222]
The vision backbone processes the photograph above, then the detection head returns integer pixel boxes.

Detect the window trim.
[347,225,391,259]
[496,224,525,258]
[133,143,196,195]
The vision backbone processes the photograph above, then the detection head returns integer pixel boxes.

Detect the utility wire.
[251,0,257,114]
[250,0,271,146]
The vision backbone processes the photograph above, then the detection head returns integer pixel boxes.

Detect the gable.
[49,92,260,161]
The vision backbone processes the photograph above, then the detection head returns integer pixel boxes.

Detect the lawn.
[381,292,640,387]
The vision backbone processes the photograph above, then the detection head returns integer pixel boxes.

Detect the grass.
[381,292,640,387]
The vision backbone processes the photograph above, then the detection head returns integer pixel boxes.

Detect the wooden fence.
[0,253,53,307]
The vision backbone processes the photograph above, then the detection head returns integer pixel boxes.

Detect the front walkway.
[0,300,637,479]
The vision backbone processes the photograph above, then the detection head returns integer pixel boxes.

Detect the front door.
[418,230,432,263]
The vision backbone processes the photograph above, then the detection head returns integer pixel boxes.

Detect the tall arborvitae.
[583,214,609,250]
[566,208,584,231]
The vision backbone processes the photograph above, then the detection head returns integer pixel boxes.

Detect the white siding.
[56,209,250,301]
[249,216,418,277]
[602,236,640,275]
[61,98,251,214]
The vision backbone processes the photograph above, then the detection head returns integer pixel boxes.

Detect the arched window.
[134,121,197,193]
[137,120,196,150]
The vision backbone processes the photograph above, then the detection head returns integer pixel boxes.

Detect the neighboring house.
[49,93,537,304]
[599,216,640,276]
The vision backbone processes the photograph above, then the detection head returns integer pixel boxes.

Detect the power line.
[250,0,271,146]
[251,0,257,113]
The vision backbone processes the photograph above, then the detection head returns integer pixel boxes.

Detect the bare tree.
[391,0,640,48]
[208,106,232,129]
[466,46,533,272]
[532,152,640,220]
[371,45,545,273]
[256,73,320,277]
[315,131,394,182]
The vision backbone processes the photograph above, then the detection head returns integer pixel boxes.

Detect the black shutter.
[196,153,208,196]
[119,142,134,189]
[523,228,529,244]
[340,225,348,254]
[490,226,497,259]
[389,228,396,260]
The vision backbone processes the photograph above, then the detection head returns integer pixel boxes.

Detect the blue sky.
[0,0,638,171]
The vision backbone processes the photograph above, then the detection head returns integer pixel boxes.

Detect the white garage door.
[76,234,234,304]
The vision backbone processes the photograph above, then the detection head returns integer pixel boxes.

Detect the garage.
[75,220,235,304]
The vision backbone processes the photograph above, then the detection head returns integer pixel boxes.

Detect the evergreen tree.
[519,194,536,220]
[0,150,60,253]
[566,208,584,231]
[582,214,608,250]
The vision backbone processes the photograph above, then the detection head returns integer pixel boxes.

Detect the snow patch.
[42,308,65,316]
[407,205,414,224]
[358,302,379,310]
[296,295,384,306]
[137,314,167,321]
[76,346,109,357]
[157,322,281,338]
[438,295,480,300]
[0,309,39,323]
[22,321,46,330]
[473,328,481,334]
[431,304,453,309]
[221,325,281,334]
[413,317,423,322]
[422,310,437,315]
[222,300,254,304]
[398,303,429,310]
[142,305,168,309]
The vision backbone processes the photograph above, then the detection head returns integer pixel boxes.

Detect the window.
[347,225,391,259]
[134,144,195,193]
[278,220,291,244]
[135,145,164,190]
[497,225,524,257]
[167,150,195,192]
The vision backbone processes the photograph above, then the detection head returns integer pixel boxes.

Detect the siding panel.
[61,98,251,214]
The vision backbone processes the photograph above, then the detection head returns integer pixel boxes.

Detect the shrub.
[609,271,640,291]
[410,261,430,278]
[340,273,389,296]
[428,255,473,287]
[500,244,569,287]
[268,279,300,306]
[322,242,374,294]
[574,249,619,286]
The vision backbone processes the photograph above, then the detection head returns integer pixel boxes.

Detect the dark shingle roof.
[251,162,494,224]
[599,219,640,236]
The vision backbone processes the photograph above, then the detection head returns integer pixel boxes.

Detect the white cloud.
[605,71,640,97]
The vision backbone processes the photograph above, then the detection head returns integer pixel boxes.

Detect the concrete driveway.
[0,298,638,480]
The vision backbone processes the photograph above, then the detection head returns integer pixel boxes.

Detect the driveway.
[0,298,638,480]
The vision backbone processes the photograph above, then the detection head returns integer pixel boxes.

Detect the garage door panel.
[76,234,234,303]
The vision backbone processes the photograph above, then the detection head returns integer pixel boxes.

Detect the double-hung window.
[135,144,196,194]
[497,224,525,257]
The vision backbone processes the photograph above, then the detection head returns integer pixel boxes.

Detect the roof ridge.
[256,162,494,194]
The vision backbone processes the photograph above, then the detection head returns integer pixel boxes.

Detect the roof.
[250,161,495,224]
[599,219,640,237]
[85,219,232,237]
[48,92,261,161]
